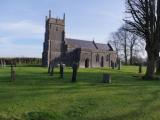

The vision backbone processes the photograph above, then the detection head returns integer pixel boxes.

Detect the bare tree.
[119,27,129,65]
[109,26,130,65]
[108,32,121,57]
[113,26,129,65]
[128,33,139,65]
[125,0,160,79]
[109,24,145,65]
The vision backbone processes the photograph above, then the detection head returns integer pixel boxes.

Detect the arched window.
[96,54,99,62]
[85,58,89,68]
[106,54,110,61]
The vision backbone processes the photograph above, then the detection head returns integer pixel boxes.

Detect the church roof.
[96,43,113,51]
[65,38,113,51]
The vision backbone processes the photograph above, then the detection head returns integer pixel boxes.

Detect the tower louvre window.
[49,24,52,29]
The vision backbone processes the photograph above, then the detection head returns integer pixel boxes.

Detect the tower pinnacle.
[63,13,65,21]
[49,10,51,18]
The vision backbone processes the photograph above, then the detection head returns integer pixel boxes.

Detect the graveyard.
[1,65,160,120]
[1,0,160,120]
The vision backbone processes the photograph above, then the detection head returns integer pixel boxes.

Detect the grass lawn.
[0,66,160,120]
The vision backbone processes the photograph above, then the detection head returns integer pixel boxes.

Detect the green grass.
[0,66,160,120]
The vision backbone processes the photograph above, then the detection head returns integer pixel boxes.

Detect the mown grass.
[0,66,160,120]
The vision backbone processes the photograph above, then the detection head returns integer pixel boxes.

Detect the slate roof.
[96,43,113,51]
[65,38,113,51]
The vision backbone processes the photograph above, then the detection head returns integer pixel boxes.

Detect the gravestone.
[111,61,115,69]
[11,64,16,81]
[112,63,115,69]
[60,63,64,79]
[50,65,54,76]
[72,63,78,82]
[118,60,121,70]
[3,61,6,68]
[102,74,111,83]
[0,60,3,68]
[115,63,117,68]
[48,64,51,74]
[139,64,142,73]
[13,61,16,67]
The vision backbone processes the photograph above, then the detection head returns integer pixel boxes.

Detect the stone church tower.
[42,10,65,67]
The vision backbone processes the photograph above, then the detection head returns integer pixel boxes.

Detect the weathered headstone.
[139,64,142,73]
[115,63,117,68]
[60,63,64,79]
[3,60,6,68]
[72,63,78,82]
[48,64,51,74]
[0,60,3,68]
[50,65,54,76]
[118,60,121,70]
[102,74,111,83]
[13,61,16,67]
[110,61,115,69]
[112,62,115,69]
[11,64,16,81]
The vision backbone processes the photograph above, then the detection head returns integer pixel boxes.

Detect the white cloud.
[0,20,44,57]
[0,20,44,34]
[0,36,42,57]
[0,37,12,44]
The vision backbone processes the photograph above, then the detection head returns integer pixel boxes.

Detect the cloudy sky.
[0,0,125,57]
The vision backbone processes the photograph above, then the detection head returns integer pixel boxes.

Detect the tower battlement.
[47,18,65,26]
[45,10,65,26]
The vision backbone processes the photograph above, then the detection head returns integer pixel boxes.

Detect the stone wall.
[79,50,117,68]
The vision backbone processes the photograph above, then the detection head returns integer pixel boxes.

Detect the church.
[42,11,117,68]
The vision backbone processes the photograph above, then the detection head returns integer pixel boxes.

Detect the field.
[0,66,160,120]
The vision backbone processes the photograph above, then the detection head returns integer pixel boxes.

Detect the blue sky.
[0,0,125,57]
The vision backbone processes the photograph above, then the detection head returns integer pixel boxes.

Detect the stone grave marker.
[48,64,51,74]
[60,63,64,79]
[0,60,3,68]
[139,64,142,73]
[102,74,111,83]
[72,63,78,82]
[112,64,115,69]
[118,59,121,70]
[111,61,115,69]
[11,64,16,81]
[3,60,6,68]
[50,65,54,76]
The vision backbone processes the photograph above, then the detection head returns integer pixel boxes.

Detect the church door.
[85,59,89,68]
[101,56,104,67]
